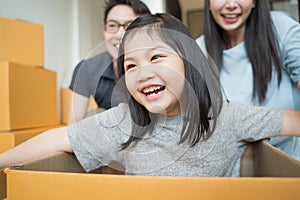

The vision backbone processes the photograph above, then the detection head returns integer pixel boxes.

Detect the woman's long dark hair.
[203,0,282,103]
[117,13,223,150]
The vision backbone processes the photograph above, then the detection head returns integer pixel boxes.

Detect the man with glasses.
[68,0,151,123]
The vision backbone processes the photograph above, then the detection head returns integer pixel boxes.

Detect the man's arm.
[68,91,89,124]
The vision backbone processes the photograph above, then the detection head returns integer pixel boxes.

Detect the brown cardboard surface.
[0,125,65,153]
[2,140,300,200]
[0,16,44,66]
[240,140,300,177]
[0,170,6,200]
[60,88,98,124]
[5,170,300,200]
[0,61,59,131]
[254,141,300,177]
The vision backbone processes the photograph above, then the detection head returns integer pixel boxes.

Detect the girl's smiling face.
[123,31,185,116]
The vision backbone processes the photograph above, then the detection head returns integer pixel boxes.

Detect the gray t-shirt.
[67,102,283,177]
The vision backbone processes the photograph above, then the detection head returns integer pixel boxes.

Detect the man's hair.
[104,0,151,24]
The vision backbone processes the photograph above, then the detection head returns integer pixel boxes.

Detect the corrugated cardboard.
[2,140,300,200]
[0,170,6,200]
[0,61,59,131]
[0,125,65,153]
[0,16,44,66]
[241,140,300,177]
[60,87,98,124]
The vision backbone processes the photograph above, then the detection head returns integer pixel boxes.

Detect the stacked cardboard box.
[0,17,59,150]
[0,16,44,66]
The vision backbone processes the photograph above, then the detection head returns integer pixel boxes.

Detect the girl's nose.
[136,65,155,82]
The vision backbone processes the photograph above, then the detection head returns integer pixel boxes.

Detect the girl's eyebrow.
[124,46,169,62]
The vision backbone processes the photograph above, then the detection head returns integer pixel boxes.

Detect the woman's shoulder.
[271,11,299,29]
[270,11,300,45]
[271,10,297,21]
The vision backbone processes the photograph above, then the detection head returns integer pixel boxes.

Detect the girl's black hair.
[117,13,223,150]
[203,0,282,103]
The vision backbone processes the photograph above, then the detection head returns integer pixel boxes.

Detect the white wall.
[141,0,165,13]
[0,0,75,86]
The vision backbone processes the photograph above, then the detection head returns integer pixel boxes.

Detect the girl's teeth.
[147,90,163,97]
[143,86,161,93]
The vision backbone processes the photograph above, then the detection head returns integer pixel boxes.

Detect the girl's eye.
[125,64,136,71]
[151,55,162,61]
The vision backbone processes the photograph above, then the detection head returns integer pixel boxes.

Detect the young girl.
[0,13,299,177]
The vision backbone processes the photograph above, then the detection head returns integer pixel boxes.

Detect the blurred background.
[0,0,299,119]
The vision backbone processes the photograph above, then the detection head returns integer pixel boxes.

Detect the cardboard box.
[0,125,65,153]
[0,16,44,66]
[0,61,59,131]
[60,87,98,124]
[1,140,300,200]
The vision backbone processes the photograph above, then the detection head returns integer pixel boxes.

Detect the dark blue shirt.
[69,52,122,109]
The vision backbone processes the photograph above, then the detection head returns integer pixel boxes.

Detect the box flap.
[11,152,124,175]
[254,140,300,177]
[241,140,300,177]
[11,152,85,173]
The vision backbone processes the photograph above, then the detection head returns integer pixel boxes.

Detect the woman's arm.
[280,110,300,136]
[0,127,72,169]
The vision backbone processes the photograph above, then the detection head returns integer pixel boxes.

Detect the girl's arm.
[0,127,72,169]
[280,110,300,136]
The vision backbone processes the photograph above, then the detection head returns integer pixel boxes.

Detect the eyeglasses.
[105,20,132,34]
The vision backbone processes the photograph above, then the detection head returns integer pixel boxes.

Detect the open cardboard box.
[1,140,300,200]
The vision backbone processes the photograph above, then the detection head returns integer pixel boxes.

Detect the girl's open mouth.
[142,85,166,97]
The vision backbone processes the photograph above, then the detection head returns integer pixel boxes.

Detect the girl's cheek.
[125,74,135,93]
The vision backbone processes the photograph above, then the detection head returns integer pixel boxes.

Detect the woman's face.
[123,32,185,116]
[209,0,255,34]
[103,5,138,60]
